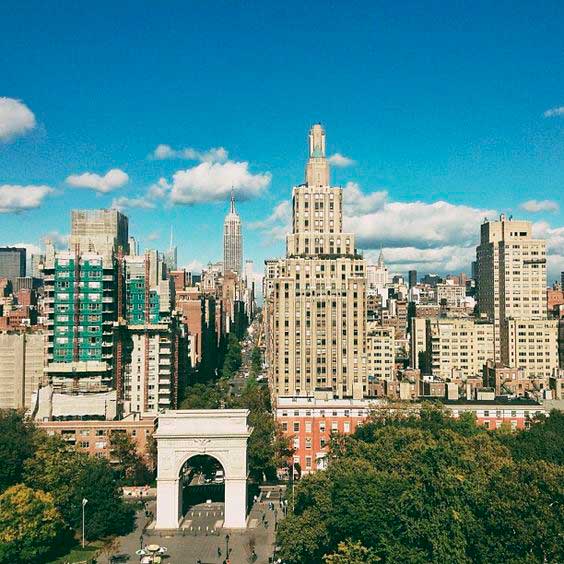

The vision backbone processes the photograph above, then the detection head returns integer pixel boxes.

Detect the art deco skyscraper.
[223,191,243,275]
[265,124,368,400]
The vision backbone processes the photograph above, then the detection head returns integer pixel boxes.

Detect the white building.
[223,191,243,275]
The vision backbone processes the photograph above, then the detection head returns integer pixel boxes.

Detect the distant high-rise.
[223,191,243,275]
[69,209,129,257]
[476,214,555,370]
[477,215,547,324]
[0,247,26,285]
[30,253,45,279]
[164,227,178,272]
[408,270,417,288]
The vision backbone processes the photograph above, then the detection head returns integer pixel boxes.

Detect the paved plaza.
[115,487,284,564]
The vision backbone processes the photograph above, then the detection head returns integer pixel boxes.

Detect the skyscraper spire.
[230,187,236,214]
[378,245,385,267]
[305,123,330,187]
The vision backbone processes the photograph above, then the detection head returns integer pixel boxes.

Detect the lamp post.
[225,533,230,558]
[291,461,295,512]
[81,498,88,548]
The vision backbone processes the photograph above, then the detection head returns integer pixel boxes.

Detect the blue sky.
[1,1,563,281]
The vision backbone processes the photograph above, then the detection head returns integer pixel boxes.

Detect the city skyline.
[1,2,564,281]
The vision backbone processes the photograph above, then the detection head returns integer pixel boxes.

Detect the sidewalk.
[114,497,280,564]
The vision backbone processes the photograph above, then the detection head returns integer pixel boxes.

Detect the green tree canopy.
[495,409,564,465]
[109,431,153,486]
[0,410,36,493]
[324,539,381,564]
[277,404,564,564]
[180,382,224,409]
[228,385,292,481]
[0,484,67,564]
[23,438,134,540]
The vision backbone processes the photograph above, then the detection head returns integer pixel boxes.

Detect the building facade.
[223,191,243,275]
[264,124,368,399]
[476,215,547,361]
[0,247,26,286]
[0,332,44,409]
[426,318,495,379]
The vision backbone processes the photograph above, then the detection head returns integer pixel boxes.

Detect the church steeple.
[305,123,330,187]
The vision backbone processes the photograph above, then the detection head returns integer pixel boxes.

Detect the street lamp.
[225,533,230,558]
[81,498,88,548]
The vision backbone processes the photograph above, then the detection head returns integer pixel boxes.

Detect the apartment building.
[426,318,495,379]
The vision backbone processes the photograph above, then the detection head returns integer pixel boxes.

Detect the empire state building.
[223,190,243,275]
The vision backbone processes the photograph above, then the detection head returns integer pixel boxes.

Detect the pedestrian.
[218,547,222,557]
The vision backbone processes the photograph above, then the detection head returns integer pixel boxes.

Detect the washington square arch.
[154,409,252,529]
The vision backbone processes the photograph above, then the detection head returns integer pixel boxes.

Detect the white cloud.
[366,246,475,274]
[543,106,564,118]
[146,231,160,242]
[343,182,388,216]
[111,196,156,210]
[42,231,69,249]
[328,153,355,167]
[147,178,170,200]
[66,168,129,194]
[183,259,204,273]
[346,200,497,249]
[151,144,228,163]
[0,184,54,213]
[520,199,559,213]
[169,161,271,205]
[249,201,291,243]
[0,98,36,142]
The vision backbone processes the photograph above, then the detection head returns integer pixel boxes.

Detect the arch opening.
[179,454,225,516]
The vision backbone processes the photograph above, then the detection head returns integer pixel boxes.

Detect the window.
[305,437,312,449]
[331,421,338,432]
[293,422,300,432]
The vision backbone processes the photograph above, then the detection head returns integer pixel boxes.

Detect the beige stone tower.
[476,214,557,378]
[265,124,368,400]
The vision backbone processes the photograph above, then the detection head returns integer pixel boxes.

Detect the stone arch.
[154,409,251,529]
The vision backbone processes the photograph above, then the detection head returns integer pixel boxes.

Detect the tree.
[221,333,242,379]
[109,431,152,486]
[250,346,262,378]
[23,440,134,540]
[229,385,292,481]
[496,409,564,465]
[277,405,564,564]
[0,484,67,564]
[324,540,381,563]
[0,410,35,493]
[180,382,223,409]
